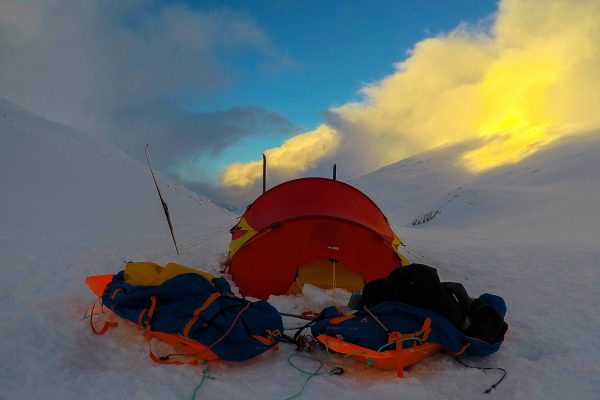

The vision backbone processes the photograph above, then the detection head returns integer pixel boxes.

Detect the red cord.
[89,303,118,335]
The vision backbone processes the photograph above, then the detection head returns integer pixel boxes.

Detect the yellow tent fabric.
[228,217,257,258]
[392,231,411,266]
[124,262,215,286]
[287,259,365,295]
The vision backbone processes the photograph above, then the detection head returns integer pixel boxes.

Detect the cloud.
[220,124,341,205]
[222,124,340,187]
[0,1,296,179]
[222,0,600,191]
[0,2,277,120]
[113,103,299,173]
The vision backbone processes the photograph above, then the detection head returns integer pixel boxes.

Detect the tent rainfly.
[227,178,410,299]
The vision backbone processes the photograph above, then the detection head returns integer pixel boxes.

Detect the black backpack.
[360,263,470,329]
[359,264,507,345]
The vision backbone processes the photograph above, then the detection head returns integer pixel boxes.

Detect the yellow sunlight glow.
[221,0,600,188]
[221,124,341,187]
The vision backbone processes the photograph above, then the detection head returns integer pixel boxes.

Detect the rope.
[160,301,252,363]
[285,353,342,400]
[83,298,108,320]
[285,354,323,400]
[142,214,240,261]
[331,260,336,307]
[364,337,421,369]
[89,302,118,335]
[402,242,458,280]
[454,356,507,394]
[191,366,215,400]
[178,216,241,253]
[203,301,251,351]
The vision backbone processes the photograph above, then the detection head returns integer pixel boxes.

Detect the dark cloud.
[0,0,296,201]
[112,102,299,173]
[0,2,278,122]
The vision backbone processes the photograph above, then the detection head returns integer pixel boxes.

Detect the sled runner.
[317,331,442,377]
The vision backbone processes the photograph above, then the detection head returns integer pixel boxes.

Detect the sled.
[316,333,442,377]
[85,274,219,363]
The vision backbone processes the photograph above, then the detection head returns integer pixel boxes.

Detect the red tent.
[227,178,409,299]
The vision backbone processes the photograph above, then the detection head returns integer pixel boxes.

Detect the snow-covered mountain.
[353,133,600,248]
[0,98,238,398]
[1,98,598,399]
[0,97,235,260]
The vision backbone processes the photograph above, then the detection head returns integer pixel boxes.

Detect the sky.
[1,0,600,207]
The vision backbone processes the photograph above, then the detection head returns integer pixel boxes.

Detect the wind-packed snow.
[1,98,598,399]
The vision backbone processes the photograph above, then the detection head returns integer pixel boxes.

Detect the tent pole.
[262,153,267,194]
[145,144,180,255]
[333,163,337,180]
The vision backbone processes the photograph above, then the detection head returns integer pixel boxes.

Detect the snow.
[1,97,599,399]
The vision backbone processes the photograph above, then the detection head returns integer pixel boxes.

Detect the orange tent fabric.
[228,177,409,299]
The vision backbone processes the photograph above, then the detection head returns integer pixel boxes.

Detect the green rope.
[322,337,331,357]
[191,367,215,400]
[375,337,421,353]
[341,349,368,359]
[364,337,421,369]
[285,354,327,400]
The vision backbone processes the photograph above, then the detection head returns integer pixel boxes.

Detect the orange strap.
[142,296,199,366]
[182,293,221,338]
[390,332,406,378]
[252,334,275,346]
[388,317,434,378]
[147,296,250,366]
[453,342,470,356]
[251,328,281,346]
[148,350,200,366]
[89,303,118,335]
[137,308,146,327]
[388,317,433,346]
[111,288,122,301]
[144,296,158,340]
[329,314,355,325]
[418,317,433,342]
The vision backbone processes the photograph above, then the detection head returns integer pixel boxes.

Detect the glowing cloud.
[221,124,341,187]
[335,0,600,173]
[222,0,600,189]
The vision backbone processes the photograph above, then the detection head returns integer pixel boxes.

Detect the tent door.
[287,258,365,295]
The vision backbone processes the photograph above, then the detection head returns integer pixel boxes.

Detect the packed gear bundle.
[85,262,507,393]
[309,264,508,377]
[86,262,282,363]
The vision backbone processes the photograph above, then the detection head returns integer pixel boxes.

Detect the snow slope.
[0,98,237,397]
[1,98,599,399]
[351,133,600,399]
